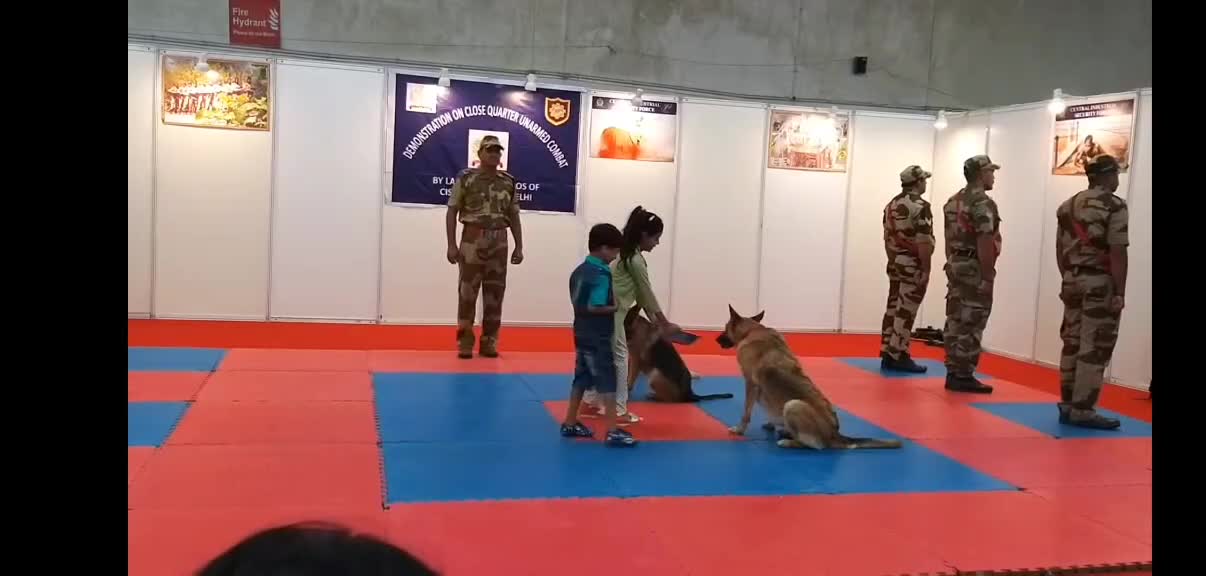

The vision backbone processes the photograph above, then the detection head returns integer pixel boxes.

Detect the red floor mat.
[128,444,383,510]
[839,397,1049,440]
[128,372,209,402]
[196,370,374,403]
[128,447,155,485]
[128,508,387,576]
[920,437,1153,488]
[168,402,379,445]
[219,349,371,372]
[1029,484,1152,546]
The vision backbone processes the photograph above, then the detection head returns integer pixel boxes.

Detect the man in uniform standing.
[1054,154,1128,429]
[446,135,525,359]
[941,155,1001,393]
[880,165,935,373]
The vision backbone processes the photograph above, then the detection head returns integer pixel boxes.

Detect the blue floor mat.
[840,357,989,380]
[374,373,556,443]
[128,402,190,447]
[128,347,227,372]
[971,402,1152,439]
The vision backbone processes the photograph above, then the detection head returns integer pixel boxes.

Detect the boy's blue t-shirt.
[568,255,615,342]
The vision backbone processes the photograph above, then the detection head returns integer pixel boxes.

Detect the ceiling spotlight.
[934,110,948,130]
[524,73,537,91]
[437,68,451,88]
[1047,88,1066,114]
[631,89,644,107]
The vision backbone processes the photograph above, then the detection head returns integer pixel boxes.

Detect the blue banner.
[390,74,582,213]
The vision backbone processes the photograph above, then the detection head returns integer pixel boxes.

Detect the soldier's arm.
[915,204,935,274]
[509,202,523,251]
[1108,201,1130,297]
[971,201,997,282]
[446,176,465,249]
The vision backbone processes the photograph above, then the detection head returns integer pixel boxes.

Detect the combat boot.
[479,338,499,359]
[945,374,993,394]
[881,353,928,374]
[457,332,475,360]
[1064,407,1121,430]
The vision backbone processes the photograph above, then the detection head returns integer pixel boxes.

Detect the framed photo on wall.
[1051,98,1135,176]
[161,55,271,131]
[767,109,850,172]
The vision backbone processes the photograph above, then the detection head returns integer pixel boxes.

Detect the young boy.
[561,223,638,447]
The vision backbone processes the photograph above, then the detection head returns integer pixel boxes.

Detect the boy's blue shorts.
[572,340,617,394]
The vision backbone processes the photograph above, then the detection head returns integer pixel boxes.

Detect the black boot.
[945,374,993,394]
[1065,407,1121,430]
[882,354,927,374]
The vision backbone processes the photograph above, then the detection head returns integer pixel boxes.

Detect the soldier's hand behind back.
[446,245,460,265]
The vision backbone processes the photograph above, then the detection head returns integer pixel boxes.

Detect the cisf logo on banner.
[545,97,572,127]
[229,0,281,49]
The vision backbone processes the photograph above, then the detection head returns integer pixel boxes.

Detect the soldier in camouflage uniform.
[941,155,1001,394]
[445,136,525,359]
[1054,154,1128,429]
[880,165,935,373]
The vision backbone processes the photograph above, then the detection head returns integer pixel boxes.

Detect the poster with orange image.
[589,96,677,162]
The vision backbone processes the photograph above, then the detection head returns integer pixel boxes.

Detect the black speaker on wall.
[853,56,868,75]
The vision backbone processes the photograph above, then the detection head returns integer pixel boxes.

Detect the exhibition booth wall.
[127,44,1152,389]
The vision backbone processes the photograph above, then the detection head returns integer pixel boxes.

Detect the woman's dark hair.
[197,522,439,576]
[619,206,664,267]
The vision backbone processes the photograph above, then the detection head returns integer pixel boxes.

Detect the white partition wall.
[1034,93,1138,366]
[153,56,274,319]
[128,47,155,316]
[269,62,385,322]
[582,92,679,311]
[1112,92,1153,388]
[920,111,990,330]
[841,113,937,332]
[980,106,1049,359]
[669,101,766,328]
[758,110,850,331]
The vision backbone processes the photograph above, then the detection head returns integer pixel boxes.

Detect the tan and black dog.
[717,305,901,450]
[624,306,733,403]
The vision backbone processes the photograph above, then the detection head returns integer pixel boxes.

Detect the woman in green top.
[583,206,682,424]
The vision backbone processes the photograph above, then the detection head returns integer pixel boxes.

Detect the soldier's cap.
[478,136,504,152]
[900,165,932,185]
[1085,154,1124,176]
[964,155,1000,172]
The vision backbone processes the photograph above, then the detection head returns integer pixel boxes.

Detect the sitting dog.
[717,305,901,450]
[623,306,733,403]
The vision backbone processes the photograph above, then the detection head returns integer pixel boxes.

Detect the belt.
[950,248,977,258]
[1068,265,1108,275]
[462,222,507,231]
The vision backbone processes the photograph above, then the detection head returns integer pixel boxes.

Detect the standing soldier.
[1054,154,1128,429]
[942,155,1001,393]
[445,135,525,359]
[880,165,935,373]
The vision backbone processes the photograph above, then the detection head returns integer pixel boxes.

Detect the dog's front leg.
[729,380,757,435]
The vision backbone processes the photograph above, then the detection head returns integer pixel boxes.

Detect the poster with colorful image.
[161,55,271,131]
[589,96,677,162]
[1051,98,1134,176]
[767,109,850,172]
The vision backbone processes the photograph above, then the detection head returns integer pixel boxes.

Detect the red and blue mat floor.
[127,322,1152,575]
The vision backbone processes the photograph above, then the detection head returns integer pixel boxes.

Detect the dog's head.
[716,305,764,349]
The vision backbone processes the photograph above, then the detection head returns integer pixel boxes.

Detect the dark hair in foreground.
[197,522,439,576]
[589,223,624,251]
[620,206,664,266]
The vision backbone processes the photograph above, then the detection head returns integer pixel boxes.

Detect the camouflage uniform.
[942,156,1001,391]
[881,165,934,370]
[448,164,519,356]
[1055,155,1128,429]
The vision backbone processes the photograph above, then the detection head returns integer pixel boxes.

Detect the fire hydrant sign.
[229,0,281,49]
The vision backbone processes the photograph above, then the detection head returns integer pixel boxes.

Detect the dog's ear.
[728,304,740,322]
[751,310,765,323]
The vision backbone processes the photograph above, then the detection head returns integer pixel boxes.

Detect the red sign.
[229,0,281,49]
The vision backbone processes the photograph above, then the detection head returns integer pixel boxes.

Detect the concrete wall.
[128,0,1152,109]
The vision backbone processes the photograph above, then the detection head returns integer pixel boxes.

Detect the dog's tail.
[836,435,903,450]
[689,392,735,401]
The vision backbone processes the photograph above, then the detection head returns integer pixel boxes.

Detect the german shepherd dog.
[623,306,733,403]
[717,305,901,450]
